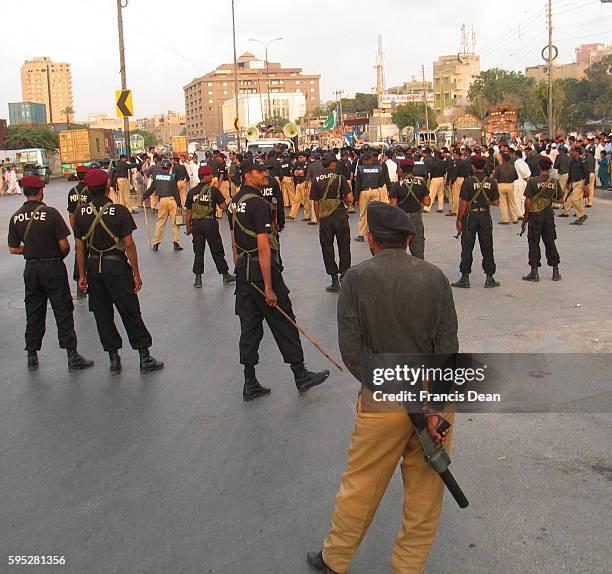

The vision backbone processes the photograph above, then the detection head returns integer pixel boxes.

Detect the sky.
[0,0,610,122]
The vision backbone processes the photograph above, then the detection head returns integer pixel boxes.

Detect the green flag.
[323,109,336,131]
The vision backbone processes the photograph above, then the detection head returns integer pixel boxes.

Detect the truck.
[58,128,114,177]
[171,135,188,156]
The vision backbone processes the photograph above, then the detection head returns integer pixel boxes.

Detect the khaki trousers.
[587,172,595,206]
[281,176,295,208]
[117,177,134,211]
[563,181,586,217]
[153,197,180,245]
[218,180,231,217]
[290,182,307,219]
[307,181,316,222]
[380,184,390,204]
[230,182,240,197]
[428,177,445,211]
[559,173,569,203]
[358,188,383,237]
[322,401,454,574]
[498,182,518,223]
[450,177,463,214]
[177,180,188,209]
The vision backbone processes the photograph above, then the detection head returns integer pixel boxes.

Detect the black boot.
[522,265,539,282]
[194,273,202,288]
[242,377,271,401]
[67,349,94,371]
[292,363,330,394]
[484,275,500,288]
[325,275,340,293]
[223,272,236,284]
[173,242,183,251]
[152,243,159,251]
[306,550,339,573]
[76,287,87,299]
[552,266,561,281]
[451,273,470,288]
[139,349,164,373]
[109,350,122,373]
[27,351,39,371]
[353,235,364,242]
[571,214,587,225]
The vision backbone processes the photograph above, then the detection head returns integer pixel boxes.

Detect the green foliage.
[327,93,379,116]
[131,129,157,149]
[257,116,289,130]
[309,107,328,118]
[5,126,59,152]
[391,103,438,130]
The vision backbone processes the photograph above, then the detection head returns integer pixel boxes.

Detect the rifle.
[408,412,469,508]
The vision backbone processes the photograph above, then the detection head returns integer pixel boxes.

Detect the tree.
[585,54,612,120]
[5,126,59,152]
[328,93,379,116]
[257,116,289,131]
[63,106,74,127]
[391,103,438,131]
[309,107,328,118]
[131,129,157,149]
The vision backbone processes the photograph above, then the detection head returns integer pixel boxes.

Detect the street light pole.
[249,37,283,121]
[231,0,240,150]
[116,0,131,157]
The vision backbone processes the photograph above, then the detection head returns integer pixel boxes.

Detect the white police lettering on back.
[14,211,47,224]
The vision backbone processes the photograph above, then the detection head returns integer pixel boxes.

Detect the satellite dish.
[245,126,260,141]
[282,122,300,139]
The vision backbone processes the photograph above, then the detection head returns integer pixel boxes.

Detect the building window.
[310,80,315,84]
[209,100,213,104]
[208,82,213,86]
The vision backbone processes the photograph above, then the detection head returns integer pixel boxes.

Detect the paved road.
[0,181,610,573]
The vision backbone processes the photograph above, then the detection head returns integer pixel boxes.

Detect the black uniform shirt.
[568,158,589,184]
[460,174,499,209]
[524,175,563,212]
[390,176,429,213]
[228,186,273,253]
[172,163,189,181]
[74,196,136,257]
[336,159,352,181]
[185,183,225,211]
[429,158,447,178]
[310,169,351,217]
[114,160,137,179]
[67,182,92,213]
[355,164,384,197]
[292,161,307,183]
[280,161,292,178]
[260,176,285,228]
[8,200,71,259]
[494,162,518,183]
[143,172,182,206]
[584,155,596,175]
[216,160,228,180]
[229,162,242,186]
[553,154,571,175]
[456,158,471,179]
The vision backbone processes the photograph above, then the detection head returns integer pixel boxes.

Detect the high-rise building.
[21,57,74,124]
[184,52,320,141]
[575,43,611,67]
[433,54,480,119]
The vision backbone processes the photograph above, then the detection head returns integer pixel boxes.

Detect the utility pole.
[250,38,283,122]
[546,0,554,138]
[231,0,240,150]
[422,65,430,141]
[116,0,130,157]
[335,89,344,133]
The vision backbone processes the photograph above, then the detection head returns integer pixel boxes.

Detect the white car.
[245,139,295,155]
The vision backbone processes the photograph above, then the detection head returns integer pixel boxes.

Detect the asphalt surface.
[0,180,611,574]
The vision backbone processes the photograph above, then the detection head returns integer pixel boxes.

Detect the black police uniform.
[185,183,230,276]
[8,200,77,353]
[354,163,384,199]
[459,174,500,277]
[524,176,562,268]
[228,186,304,368]
[310,169,352,277]
[389,176,429,259]
[67,181,92,283]
[74,197,153,352]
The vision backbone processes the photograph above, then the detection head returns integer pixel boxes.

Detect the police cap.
[399,158,414,169]
[471,155,487,168]
[89,161,101,169]
[539,156,553,169]
[76,165,89,174]
[198,165,213,176]
[367,201,416,237]
[84,168,109,187]
[241,158,269,173]
[322,152,337,167]
[21,175,45,190]
[160,159,172,168]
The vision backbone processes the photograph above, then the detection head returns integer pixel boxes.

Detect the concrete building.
[21,57,74,124]
[8,102,47,125]
[575,43,611,67]
[133,111,185,145]
[87,113,125,131]
[525,62,588,82]
[221,93,305,133]
[184,52,320,141]
[433,54,480,119]
[386,80,433,102]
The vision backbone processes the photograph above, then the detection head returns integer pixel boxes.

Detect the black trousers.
[191,218,229,275]
[459,211,496,276]
[528,209,560,267]
[86,258,152,352]
[23,259,77,352]
[234,272,304,367]
[407,211,425,260]
[319,214,351,276]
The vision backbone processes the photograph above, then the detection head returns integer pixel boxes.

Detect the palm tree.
[63,106,74,128]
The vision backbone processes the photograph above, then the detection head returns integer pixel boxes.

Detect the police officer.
[142,159,183,251]
[8,176,94,372]
[389,158,431,259]
[289,151,310,221]
[114,154,139,213]
[353,152,385,242]
[280,151,296,210]
[170,155,190,208]
[522,156,563,282]
[67,165,93,298]
[560,147,589,224]
[452,155,501,288]
[74,169,163,374]
[185,164,235,288]
[228,158,330,401]
[310,152,353,292]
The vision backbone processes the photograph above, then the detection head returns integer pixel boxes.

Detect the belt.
[26,257,62,263]
[470,208,489,212]
[88,254,125,262]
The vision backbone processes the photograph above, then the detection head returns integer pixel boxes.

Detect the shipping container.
[9,102,47,125]
[59,128,109,176]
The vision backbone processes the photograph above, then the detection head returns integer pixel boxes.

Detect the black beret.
[241,158,269,173]
[539,156,553,167]
[322,152,337,167]
[367,201,416,237]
